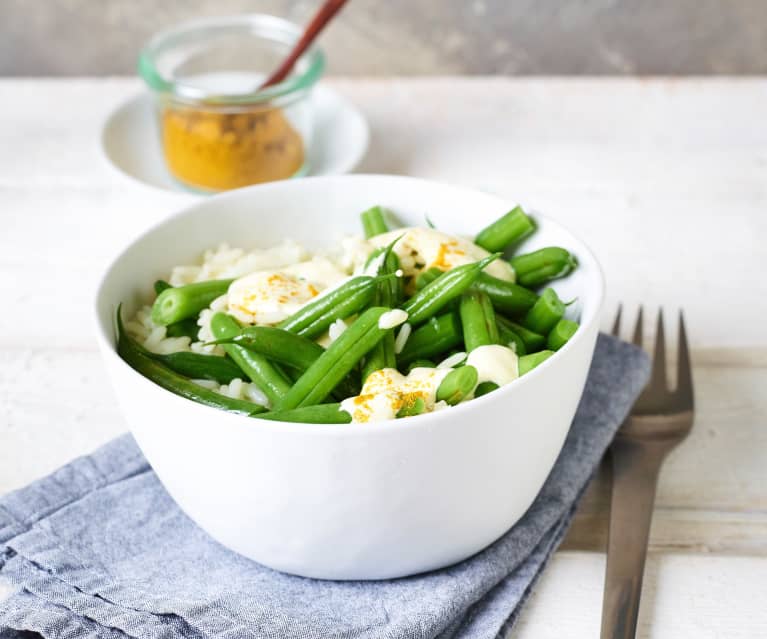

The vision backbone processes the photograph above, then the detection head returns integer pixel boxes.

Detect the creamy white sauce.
[340,367,451,423]
[466,344,519,387]
[368,227,515,282]
[378,309,409,329]
[227,257,347,325]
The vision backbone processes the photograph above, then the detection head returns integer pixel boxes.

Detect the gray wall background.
[2,0,766,76]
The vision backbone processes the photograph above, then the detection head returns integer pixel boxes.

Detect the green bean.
[360,205,389,238]
[257,403,352,424]
[474,272,539,317]
[406,359,436,372]
[116,307,265,415]
[496,319,527,356]
[363,240,402,380]
[474,381,499,397]
[397,312,462,366]
[363,332,397,381]
[547,318,579,351]
[380,243,404,306]
[165,317,199,340]
[221,326,323,370]
[210,313,291,406]
[474,206,535,253]
[151,279,233,326]
[415,267,444,290]
[151,281,200,338]
[278,275,381,338]
[396,396,426,418]
[217,325,360,399]
[150,351,245,384]
[522,287,566,335]
[459,289,499,352]
[154,279,172,295]
[497,316,546,352]
[436,365,478,405]
[518,350,554,375]
[510,247,578,288]
[276,307,394,410]
[402,254,500,325]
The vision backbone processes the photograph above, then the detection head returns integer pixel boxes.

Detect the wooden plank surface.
[1,77,765,637]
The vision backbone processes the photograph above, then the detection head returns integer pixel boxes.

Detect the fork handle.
[600,438,666,639]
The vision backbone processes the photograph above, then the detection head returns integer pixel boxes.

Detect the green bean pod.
[496,319,527,356]
[397,312,463,366]
[473,272,539,317]
[151,351,245,384]
[210,313,291,406]
[522,287,566,335]
[415,267,444,290]
[224,326,324,370]
[406,359,436,373]
[474,206,535,253]
[402,254,500,325]
[151,281,200,338]
[474,381,500,397]
[497,315,546,352]
[276,307,395,410]
[278,276,379,338]
[165,317,200,340]
[116,307,265,415]
[360,205,389,238]
[151,279,233,326]
[459,289,500,352]
[216,326,359,399]
[518,350,555,375]
[510,247,578,288]
[547,318,579,351]
[436,365,478,405]
[220,326,360,399]
[257,403,352,424]
[153,280,172,295]
[363,240,402,380]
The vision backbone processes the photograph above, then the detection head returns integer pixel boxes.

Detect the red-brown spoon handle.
[260,0,350,90]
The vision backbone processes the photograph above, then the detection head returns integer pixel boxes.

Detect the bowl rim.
[94,174,605,437]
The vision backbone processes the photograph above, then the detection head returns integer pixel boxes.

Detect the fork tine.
[675,311,694,407]
[649,308,668,392]
[612,304,622,337]
[632,306,644,347]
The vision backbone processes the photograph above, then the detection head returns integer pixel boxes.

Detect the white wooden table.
[1,77,766,637]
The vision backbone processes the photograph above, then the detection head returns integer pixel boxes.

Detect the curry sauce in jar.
[139,15,324,192]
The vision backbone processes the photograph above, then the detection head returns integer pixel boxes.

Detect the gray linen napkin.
[0,334,649,639]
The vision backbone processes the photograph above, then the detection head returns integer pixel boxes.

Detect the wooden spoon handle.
[260,0,350,90]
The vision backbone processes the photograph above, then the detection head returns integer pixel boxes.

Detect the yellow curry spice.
[161,105,305,191]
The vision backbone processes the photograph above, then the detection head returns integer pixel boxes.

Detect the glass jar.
[138,15,324,193]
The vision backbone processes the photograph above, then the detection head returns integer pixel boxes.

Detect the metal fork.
[600,307,695,639]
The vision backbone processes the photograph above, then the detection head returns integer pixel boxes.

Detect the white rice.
[218,378,271,408]
[394,322,412,354]
[328,318,348,343]
[126,238,368,402]
[438,352,468,369]
[168,240,310,286]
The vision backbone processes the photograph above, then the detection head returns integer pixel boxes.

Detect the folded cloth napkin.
[0,334,649,639]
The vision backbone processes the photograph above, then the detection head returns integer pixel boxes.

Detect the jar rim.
[138,14,325,105]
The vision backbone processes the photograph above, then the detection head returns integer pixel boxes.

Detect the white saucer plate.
[101,86,369,194]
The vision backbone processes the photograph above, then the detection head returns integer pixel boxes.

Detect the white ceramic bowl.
[95,175,604,580]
